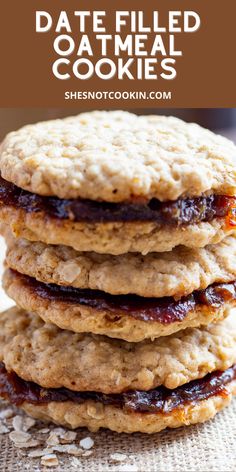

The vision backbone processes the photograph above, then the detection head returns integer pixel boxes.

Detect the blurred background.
[0,109,236,142]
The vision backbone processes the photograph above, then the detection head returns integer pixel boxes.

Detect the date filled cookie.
[0,111,235,255]
[3,268,236,341]
[0,307,235,434]
[4,233,236,298]
[1,307,236,393]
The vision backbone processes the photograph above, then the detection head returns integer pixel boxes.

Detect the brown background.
[1,0,236,108]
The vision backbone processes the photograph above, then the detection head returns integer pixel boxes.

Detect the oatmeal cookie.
[0,205,234,254]
[1,307,235,393]
[0,111,235,201]
[21,382,236,433]
[5,235,236,298]
[0,360,235,433]
[3,269,236,342]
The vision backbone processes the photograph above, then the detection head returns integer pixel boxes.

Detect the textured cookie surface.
[3,269,235,342]
[0,205,234,255]
[5,235,236,297]
[1,111,236,202]
[20,382,236,433]
[1,307,236,393]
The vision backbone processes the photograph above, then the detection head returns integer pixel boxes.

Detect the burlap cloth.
[0,399,235,472]
[0,238,236,471]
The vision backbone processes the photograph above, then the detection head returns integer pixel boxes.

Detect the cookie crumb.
[71,457,82,468]
[46,432,60,446]
[0,408,14,419]
[13,415,35,432]
[0,422,10,434]
[41,453,59,467]
[79,437,94,450]
[110,453,128,463]
[53,444,83,456]
[12,416,24,431]
[9,431,31,443]
[82,450,93,457]
[28,448,54,458]
[14,439,41,449]
[52,427,65,436]
[39,428,50,434]
[23,417,36,432]
[59,430,77,443]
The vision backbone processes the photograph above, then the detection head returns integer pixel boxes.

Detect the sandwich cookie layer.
[0,361,235,433]
[0,176,235,254]
[1,111,236,201]
[4,234,236,298]
[3,269,236,341]
[0,307,236,393]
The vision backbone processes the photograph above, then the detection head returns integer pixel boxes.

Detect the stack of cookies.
[0,111,236,434]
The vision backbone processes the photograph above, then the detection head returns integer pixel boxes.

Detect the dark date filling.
[0,362,235,413]
[0,176,235,225]
[11,270,236,323]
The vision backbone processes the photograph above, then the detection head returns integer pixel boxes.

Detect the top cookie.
[0,111,235,202]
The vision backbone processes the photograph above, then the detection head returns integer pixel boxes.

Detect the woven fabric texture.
[0,400,235,472]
